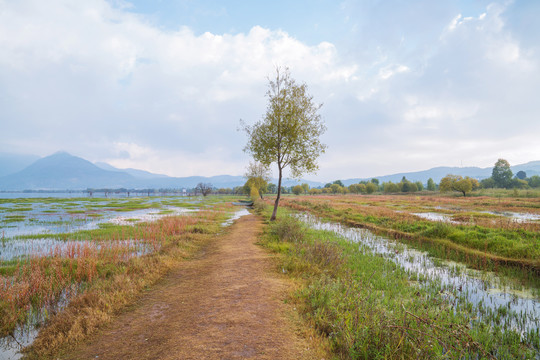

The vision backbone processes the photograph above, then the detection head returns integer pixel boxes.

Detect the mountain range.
[0,151,539,191]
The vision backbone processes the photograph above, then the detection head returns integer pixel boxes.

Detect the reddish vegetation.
[0,214,198,338]
[61,215,324,360]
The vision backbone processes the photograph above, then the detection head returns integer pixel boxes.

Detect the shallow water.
[1,206,197,239]
[0,238,152,261]
[411,212,457,223]
[221,208,251,227]
[0,283,80,360]
[482,210,540,223]
[298,213,540,343]
[0,206,251,359]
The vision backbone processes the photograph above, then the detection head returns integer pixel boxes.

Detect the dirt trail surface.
[62,214,320,360]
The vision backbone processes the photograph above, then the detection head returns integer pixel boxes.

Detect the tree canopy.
[439,175,478,196]
[244,161,271,200]
[195,182,213,197]
[242,67,326,220]
[492,159,513,188]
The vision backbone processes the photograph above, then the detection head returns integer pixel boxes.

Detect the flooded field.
[0,197,200,239]
[281,194,540,357]
[0,195,249,359]
[298,213,540,349]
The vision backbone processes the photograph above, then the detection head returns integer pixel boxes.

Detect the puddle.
[482,211,540,223]
[297,213,540,344]
[0,283,80,360]
[108,207,197,226]
[411,212,458,223]
[221,208,251,227]
[0,238,152,261]
[1,207,198,239]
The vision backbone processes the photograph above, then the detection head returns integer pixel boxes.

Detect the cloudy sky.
[1,0,539,181]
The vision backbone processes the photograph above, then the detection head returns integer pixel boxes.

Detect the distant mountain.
[95,162,169,179]
[0,152,136,190]
[342,161,540,185]
[0,152,272,190]
[0,152,40,177]
[1,151,537,190]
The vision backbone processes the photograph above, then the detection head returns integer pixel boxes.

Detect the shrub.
[268,216,304,242]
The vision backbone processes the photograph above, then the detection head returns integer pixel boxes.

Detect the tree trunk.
[270,167,282,221]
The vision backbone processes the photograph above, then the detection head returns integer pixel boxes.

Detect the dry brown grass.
[20,210,223,359]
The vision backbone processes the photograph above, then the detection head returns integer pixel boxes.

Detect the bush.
[252,199,267,214]
[268,216,305,242]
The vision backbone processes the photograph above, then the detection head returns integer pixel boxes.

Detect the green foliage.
[242,67,326,220]
[440,174,474,196]
[516,170,527,180]
[492,159,513,188]
[267,183,277,193]
[480,177,496,189]
[427,178,436,191]
[249,185,260,201]
[365,182,377,194]
[292,185,304,195]
[399,177,418,193]
[528,175,540,188]
[333,180,345,187]
[301,183,310,194]
[511,178,528,189]
[268,216,305,242]
[244,161,271,199]
[383,182,399,193]
[330,183,343,194]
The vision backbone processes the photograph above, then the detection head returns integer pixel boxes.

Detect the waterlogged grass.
[0,196,239,358]
[281,196,540,276]
[259,206,538,359]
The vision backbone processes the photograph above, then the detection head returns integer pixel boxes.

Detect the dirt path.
[62,214,321,360]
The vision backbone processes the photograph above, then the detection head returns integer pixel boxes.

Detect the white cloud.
[0,0,356,177]
[1,0,539,182]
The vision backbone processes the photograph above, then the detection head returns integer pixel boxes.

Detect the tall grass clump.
[268,216,305,242]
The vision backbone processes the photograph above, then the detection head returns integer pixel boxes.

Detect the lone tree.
[195,182,213,197]
[492,158,513,188]
[439,174,478,197]
[242,67,327,221]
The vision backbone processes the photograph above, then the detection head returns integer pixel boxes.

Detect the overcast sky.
[1,0,539,181]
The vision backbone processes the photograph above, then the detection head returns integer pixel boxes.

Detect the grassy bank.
[279,196,540,279]
[256,204,538,359]
[0,202,235,359]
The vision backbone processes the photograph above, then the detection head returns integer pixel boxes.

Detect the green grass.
[285,199,540,271]
[259,206,538,359]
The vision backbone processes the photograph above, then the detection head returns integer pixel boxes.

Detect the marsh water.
[0,196,249,360]
[413,207,540,224]
[297,213,540,353]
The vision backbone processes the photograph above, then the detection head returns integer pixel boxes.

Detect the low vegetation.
[280,195,540,280]
[259,205,538,359]
[0,197,236,358]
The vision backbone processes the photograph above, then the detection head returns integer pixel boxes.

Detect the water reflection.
[297,213,540,340]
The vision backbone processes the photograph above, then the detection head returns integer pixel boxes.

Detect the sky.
[1,0,539,182]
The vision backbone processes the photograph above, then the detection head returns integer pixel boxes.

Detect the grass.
[0,196,238,358]
[279,195,540,280]
[258,204,538,359]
